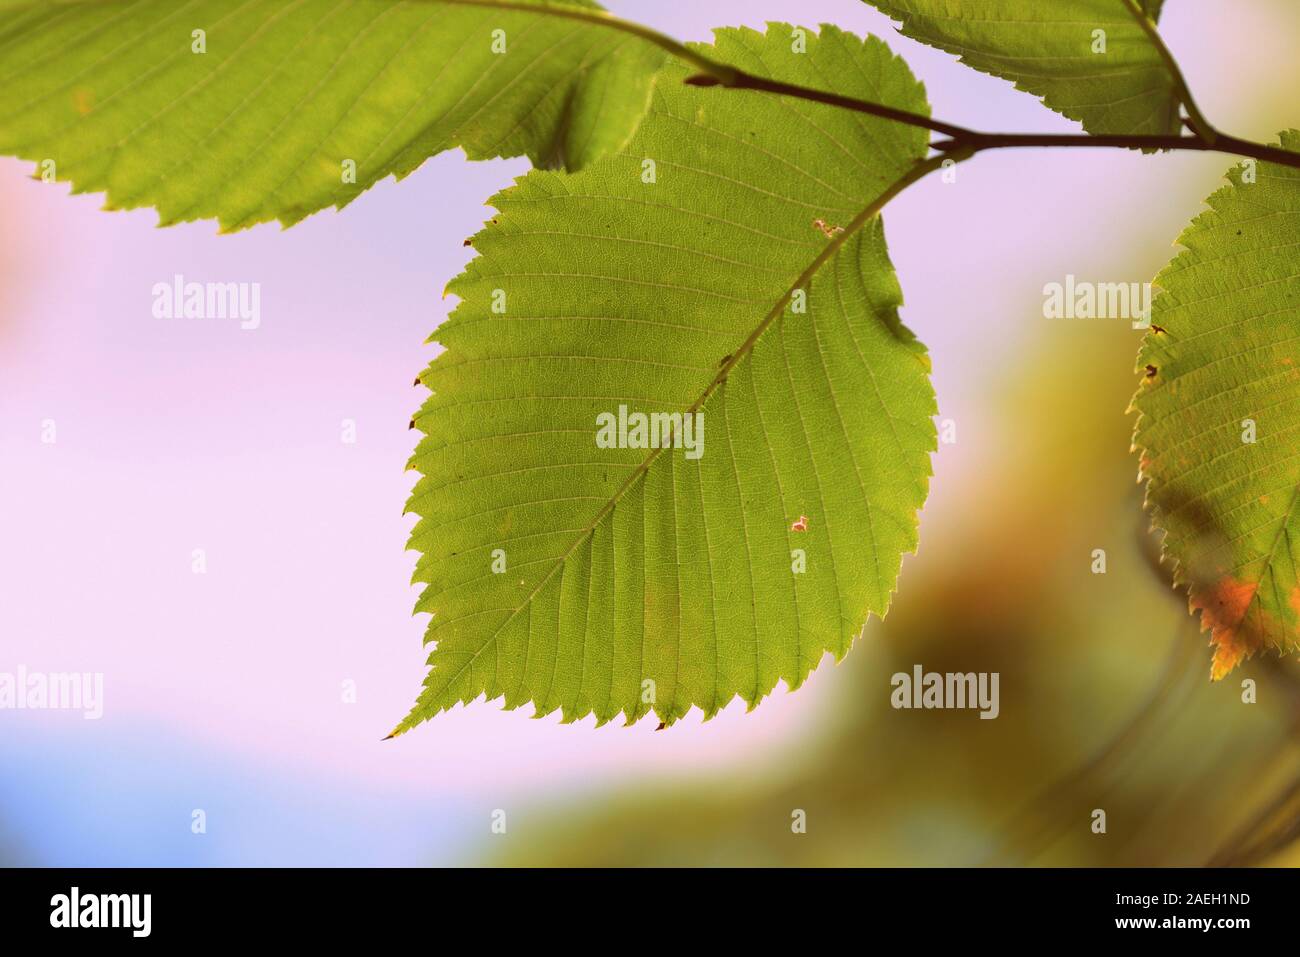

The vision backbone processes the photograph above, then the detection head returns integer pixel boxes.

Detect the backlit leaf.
[1132,131,1300,679]
[397,24,938,732]
[861,0,1181,136]
[0,0,666,230]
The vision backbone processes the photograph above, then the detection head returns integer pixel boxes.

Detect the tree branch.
[683,23,1299,171]
[931,131,1300,170]
[442,0,1300,171]
[684,72,973,140]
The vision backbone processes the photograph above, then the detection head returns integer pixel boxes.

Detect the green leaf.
[1132,131,1300,680]
[860,0,1181,136]
[396,23,937,733]
[0,0,666,230]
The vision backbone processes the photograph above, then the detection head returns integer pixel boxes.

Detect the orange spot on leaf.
[1191,577,1260,680]
[790,515,808,532]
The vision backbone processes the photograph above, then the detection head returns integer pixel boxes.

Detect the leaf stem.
[1119,0,1216,142]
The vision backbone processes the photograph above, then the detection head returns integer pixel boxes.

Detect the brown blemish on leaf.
[1144,364,1158,379]
[813,218,844,238]
[1192,577,1260,680]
